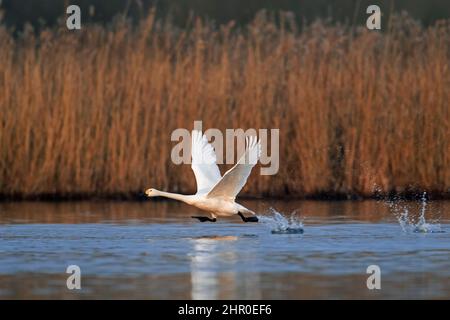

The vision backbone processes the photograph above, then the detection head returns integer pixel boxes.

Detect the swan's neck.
[154,190,194,204]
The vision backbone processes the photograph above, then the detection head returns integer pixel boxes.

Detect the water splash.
[258,208,304,234]
[388,192,443,233]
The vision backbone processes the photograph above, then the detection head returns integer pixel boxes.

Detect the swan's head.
[145,188,157,197]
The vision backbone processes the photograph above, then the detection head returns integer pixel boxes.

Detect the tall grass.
[0,11,449,199]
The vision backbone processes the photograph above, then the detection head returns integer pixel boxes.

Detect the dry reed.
[0,11,449,199]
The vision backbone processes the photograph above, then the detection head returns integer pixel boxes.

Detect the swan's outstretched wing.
[207,136,261,200]
[191,130,222,194]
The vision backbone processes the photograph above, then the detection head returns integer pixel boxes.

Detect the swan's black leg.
[237,212,259,223]
[191,216,217,222]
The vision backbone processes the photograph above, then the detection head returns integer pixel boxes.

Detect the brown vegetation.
[0,11,449,199]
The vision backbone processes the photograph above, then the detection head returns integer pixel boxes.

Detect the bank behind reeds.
[0,12,449,199]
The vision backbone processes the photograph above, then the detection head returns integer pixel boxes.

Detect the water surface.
[0,200,449,299]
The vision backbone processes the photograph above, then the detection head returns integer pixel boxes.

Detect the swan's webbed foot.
[237,212,259,223]
[191,216,217,222]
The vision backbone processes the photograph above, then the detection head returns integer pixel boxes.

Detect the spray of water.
[258,208,304,234]
[388,192,443,233]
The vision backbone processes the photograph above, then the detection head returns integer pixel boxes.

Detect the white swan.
[145,130,261,222]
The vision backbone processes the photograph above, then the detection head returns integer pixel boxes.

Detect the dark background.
[1,0,449,30]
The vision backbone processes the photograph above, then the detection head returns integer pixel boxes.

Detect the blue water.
[0,200,449,299]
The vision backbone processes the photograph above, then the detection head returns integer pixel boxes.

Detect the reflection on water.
[0,200,449,299]
[190,236,261,299]
[0,199,435,224]
[191,237,230,300]
[191,237,221,299]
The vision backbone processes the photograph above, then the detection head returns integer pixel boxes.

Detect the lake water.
[0,199,449,299]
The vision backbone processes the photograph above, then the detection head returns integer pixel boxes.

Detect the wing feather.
[191,130,222,194]
[206,136,261,200]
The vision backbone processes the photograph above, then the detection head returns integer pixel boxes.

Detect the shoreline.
[1,192,449,202]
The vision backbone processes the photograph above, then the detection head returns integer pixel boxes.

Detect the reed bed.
[0,11,449,199]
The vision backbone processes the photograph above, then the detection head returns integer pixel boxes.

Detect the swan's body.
[146,130,261,222]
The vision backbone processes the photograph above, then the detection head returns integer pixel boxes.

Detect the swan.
[145,130,261,222]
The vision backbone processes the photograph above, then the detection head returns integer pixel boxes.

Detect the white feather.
[191,130,222,194]
[146,132,261,221]
[207,136,261,200]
